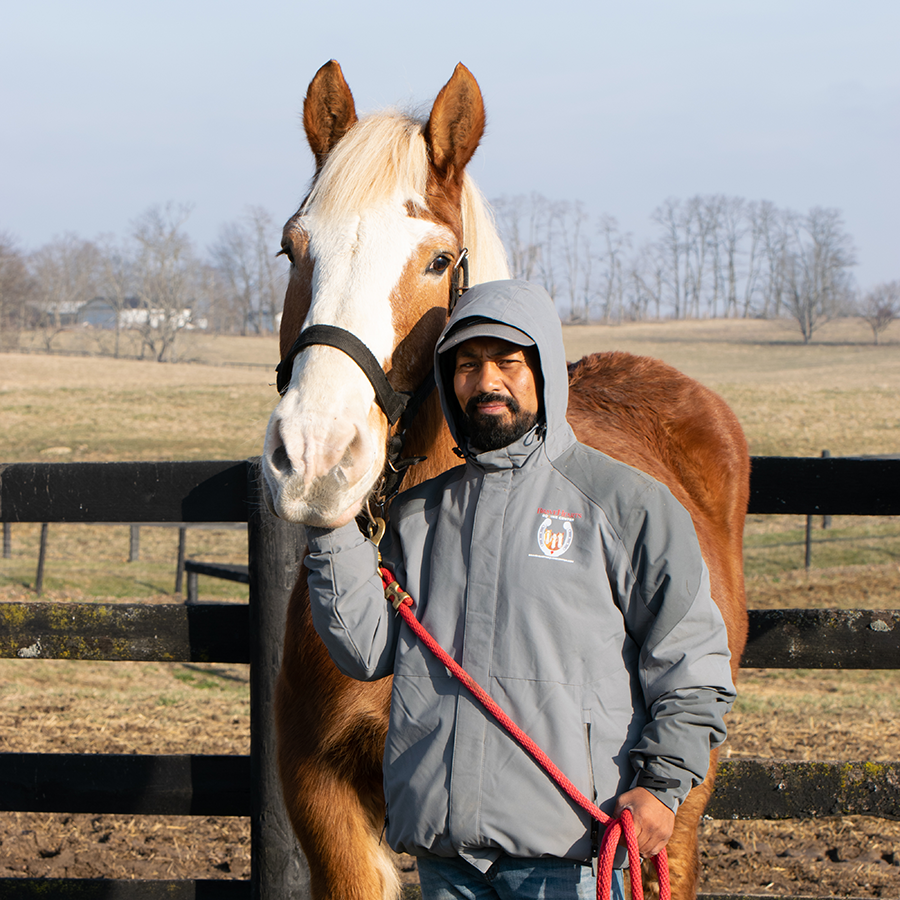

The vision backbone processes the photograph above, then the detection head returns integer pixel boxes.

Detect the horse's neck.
[394,392,460,492]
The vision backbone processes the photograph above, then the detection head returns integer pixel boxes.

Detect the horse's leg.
[279,754,399,900]
[276,581,398,900]
[656,749,719,900]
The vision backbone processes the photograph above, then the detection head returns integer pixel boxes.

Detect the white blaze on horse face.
[264,203,451,527]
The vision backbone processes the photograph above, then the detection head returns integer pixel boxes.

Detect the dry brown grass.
[561,317,900,457]
[3,317,899,462]
[1,351,276,462]
[2,320,899,896]
[0,522,249,601]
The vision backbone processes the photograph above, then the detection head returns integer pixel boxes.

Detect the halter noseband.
[275,248,469,420]
[273,249,469,500]
[275,325,408,423]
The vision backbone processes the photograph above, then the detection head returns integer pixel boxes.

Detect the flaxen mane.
[302,112,509,286]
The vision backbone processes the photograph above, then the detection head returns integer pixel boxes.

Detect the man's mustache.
[465,392,521,418]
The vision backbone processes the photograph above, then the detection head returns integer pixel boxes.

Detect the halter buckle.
[449,248,469,313]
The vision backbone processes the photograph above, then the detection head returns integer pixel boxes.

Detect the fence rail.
[1,457,898,899]
[2,603,898,669]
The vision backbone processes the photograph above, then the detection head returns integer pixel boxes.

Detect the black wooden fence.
[0,457,898,900]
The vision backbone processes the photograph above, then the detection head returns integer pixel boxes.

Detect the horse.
[263,60,749,900]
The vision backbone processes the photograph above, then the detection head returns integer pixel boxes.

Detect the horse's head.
[262,61,509,527]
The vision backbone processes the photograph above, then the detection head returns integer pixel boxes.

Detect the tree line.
[1,195,897,361]
[493,193,898,344]
[0,203,286,361]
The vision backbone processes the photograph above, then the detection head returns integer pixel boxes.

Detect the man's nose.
[475,361,502,392]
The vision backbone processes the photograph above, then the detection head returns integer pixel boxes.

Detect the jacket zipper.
[584,715,599,875]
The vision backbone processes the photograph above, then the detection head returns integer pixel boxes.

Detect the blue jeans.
[417,855,626,900]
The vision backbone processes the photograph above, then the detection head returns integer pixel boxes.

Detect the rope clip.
[366,515,386,549]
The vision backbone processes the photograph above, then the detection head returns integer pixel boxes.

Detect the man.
[304,280,735,900]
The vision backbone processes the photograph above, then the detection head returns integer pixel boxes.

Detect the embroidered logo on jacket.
[532,516,574,561]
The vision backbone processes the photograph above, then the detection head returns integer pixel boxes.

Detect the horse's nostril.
[271,444,292,476]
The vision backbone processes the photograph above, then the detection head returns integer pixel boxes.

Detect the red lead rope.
[379,567,671,900]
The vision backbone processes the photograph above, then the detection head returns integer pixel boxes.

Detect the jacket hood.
[434,279,572,460]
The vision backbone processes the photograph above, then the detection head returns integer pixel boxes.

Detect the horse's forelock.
[299,111,511,285]
[302,113,429,217]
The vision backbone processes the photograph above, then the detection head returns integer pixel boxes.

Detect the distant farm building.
[74,297,206,330]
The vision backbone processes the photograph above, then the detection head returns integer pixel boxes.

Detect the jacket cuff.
[631,763,692,813]
[305,520,368,554]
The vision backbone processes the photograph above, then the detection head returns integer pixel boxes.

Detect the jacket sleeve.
[304,520,402,681]
[617,483,737,813]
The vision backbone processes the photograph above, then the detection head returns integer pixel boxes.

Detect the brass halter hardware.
[449,248,469,313]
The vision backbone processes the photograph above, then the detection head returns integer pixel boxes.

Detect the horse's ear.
[424,63,485,187]
[303,60,358,169]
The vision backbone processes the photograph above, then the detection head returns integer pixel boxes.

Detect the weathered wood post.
[248,460,312,899]
[175,525,187,594]
[35,523,48,596]
[821,450,831,529]
[129,524,140,561]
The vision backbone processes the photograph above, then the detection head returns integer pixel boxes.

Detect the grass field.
[4,316,899,461]
[4,314,898,599]
[2,318,899,896]
[3,316,899,599]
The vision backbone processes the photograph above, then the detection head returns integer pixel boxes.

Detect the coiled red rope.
[380,566,671,900]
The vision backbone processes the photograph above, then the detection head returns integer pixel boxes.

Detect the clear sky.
[2,0,897,288]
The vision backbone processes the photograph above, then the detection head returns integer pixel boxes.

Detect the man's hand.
[613,787,675,858]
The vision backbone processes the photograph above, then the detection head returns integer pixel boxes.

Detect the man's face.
[452,336,541,451]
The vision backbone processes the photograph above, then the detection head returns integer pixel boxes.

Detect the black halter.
[273,249,469,501]
[276,325,410,423]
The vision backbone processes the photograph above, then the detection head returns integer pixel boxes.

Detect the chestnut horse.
[264,60,749,900]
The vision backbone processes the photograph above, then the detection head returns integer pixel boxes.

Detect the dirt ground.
[1,658,898,897]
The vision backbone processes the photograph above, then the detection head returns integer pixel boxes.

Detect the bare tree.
[491,194,544,282]
[858,280,900,344]
[557,201,592,322]
[755,201,788,318]
[596,215,631,323]
[683,196,717,319]
[194,261,233,333]
[783,207,856,343]
[211,206,291,334]
[0,233,33,350]
[96,234,135,358]
[627,242,665,320]
[533,196,567,306]
[741,201,765,317]
[28,234,102,350]
[131,204,198,362]
[652,198,685,318]
[718,197,746,318]
[211,220,256,334]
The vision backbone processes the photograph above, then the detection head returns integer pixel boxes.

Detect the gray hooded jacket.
[304,280,735,868]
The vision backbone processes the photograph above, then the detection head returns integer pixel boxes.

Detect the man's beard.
[460,392,539,452]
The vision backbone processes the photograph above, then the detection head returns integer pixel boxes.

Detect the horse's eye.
[278,244,295,266]
[429,254,452,275]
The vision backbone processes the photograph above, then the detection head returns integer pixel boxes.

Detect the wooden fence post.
[129,524,140,562]
[175,525,186,594]
[2,522,10,559]
[248,464,312,900]
[35,524,49,596]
